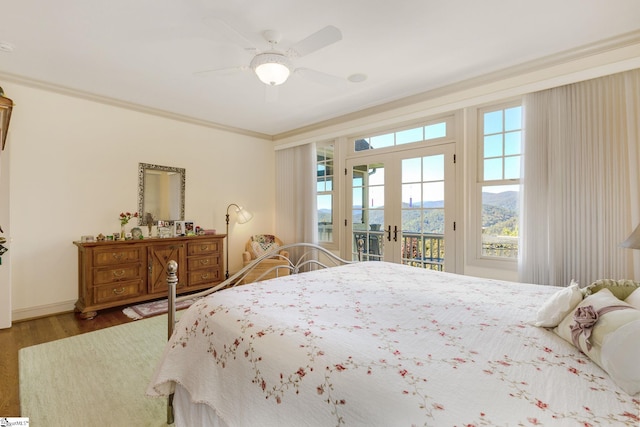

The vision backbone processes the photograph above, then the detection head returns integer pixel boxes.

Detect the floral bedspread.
[147,262,639,426]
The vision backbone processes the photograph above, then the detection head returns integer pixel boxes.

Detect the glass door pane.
[401,155,445,270]
[351,162,385,261]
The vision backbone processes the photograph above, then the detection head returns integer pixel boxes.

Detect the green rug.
[19,315,172,426]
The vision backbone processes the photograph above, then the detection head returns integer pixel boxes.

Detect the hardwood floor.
[0,308,133,416]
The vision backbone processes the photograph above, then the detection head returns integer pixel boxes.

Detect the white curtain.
[275,143,318,246]
[519,69,640,286]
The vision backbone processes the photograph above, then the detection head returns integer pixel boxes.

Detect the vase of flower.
[119,211,139,239]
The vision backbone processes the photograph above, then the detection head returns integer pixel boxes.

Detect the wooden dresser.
[74,235,225,319]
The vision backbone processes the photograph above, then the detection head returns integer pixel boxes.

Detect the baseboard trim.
[12,300,76,322]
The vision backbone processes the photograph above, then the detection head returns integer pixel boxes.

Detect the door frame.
[344,142,457,272]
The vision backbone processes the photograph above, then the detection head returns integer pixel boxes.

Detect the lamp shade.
[234,206,253,224]
[250,53,291,86]
[621,223,640,250]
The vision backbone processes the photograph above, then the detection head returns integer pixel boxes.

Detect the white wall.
[4,82,276,321]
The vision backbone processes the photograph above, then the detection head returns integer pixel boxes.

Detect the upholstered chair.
[241,235,290,283]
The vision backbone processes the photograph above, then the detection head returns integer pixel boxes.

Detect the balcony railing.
[351,230,445,271]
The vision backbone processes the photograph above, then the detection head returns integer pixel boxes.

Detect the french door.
[345,143,456,271]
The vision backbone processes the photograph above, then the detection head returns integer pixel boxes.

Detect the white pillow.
[534,280,582,327]
[625,287,640,310]
[600,320,640,396]
[554,288,640,395]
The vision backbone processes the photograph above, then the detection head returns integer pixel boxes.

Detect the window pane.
[317,194,332,212]
[402,183,420,207]
[354,138,372,152]
[370,133,394,149]
[484,134,502,158]
[504,131,521,155]
[504,156,520,179]
[425,122,446,139]
[396,127,423,145]
[317,181,325,192]
[325,164,333,177]
[369,186,385,208]
[352,166,366,186]
[423,208,444,234]
[325,178,332,191]
[402,209,422,233]
[422,154,444,181]
[352,209,364,228]
[484,110,503,134]
[402,157,421,182]
[422,182,444,205]
[368,165,385,185]
[484,158,503,180]
[481,185,519,258]
[353,187,363,207]
[504,106,522,131]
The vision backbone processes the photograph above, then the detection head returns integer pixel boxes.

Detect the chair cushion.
[250,235,280,258]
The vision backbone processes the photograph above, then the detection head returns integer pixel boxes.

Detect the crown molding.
[0,71,273,141]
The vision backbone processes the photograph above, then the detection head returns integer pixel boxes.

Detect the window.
[354,120,449,152]
[479,104,522,259]
[317,142,334,244]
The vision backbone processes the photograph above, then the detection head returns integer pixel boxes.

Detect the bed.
[147,245,640,426]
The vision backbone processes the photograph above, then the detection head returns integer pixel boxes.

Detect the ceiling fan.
[197,20,346,87]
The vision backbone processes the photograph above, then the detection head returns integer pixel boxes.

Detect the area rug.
[123,297,197,320]
[19,314,173,426]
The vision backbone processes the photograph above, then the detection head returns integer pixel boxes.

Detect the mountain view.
[319,191,519,237]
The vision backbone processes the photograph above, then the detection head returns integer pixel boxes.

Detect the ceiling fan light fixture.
[251,53,291,86]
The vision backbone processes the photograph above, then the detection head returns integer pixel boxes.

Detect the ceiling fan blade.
[202,17,259,53]
[287,25,342,57]
[194,65,249,76]
[295,68,348,86]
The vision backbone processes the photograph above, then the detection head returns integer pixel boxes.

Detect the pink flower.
[535,399,548,410]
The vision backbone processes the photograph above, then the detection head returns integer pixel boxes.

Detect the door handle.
[393,225,398,242]
[386,225,391,241]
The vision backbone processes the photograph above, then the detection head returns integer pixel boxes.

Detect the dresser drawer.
[93,246,144,266]
[93,280,144,304]
[188,267,221,286]
[188,240,220,256]
[187,255,220,271]
[93,263,144,285]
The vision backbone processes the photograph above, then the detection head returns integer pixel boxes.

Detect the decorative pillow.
[625,287,640,310]
[583,279,640,300]
[554,288,640,395]
[250,235,280,258]
[534,280,583,327]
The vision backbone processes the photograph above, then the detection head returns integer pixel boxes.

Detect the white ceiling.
[1,0,640,137]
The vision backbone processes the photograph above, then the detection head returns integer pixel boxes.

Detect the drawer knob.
[112,253,124,260]
[200,245,209,251]
[113,269,125,278]
[199,259,210,265]
[112,287,125,295]
[201,273,210,279]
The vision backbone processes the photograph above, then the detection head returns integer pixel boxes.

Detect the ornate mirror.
[137,163,185,225]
